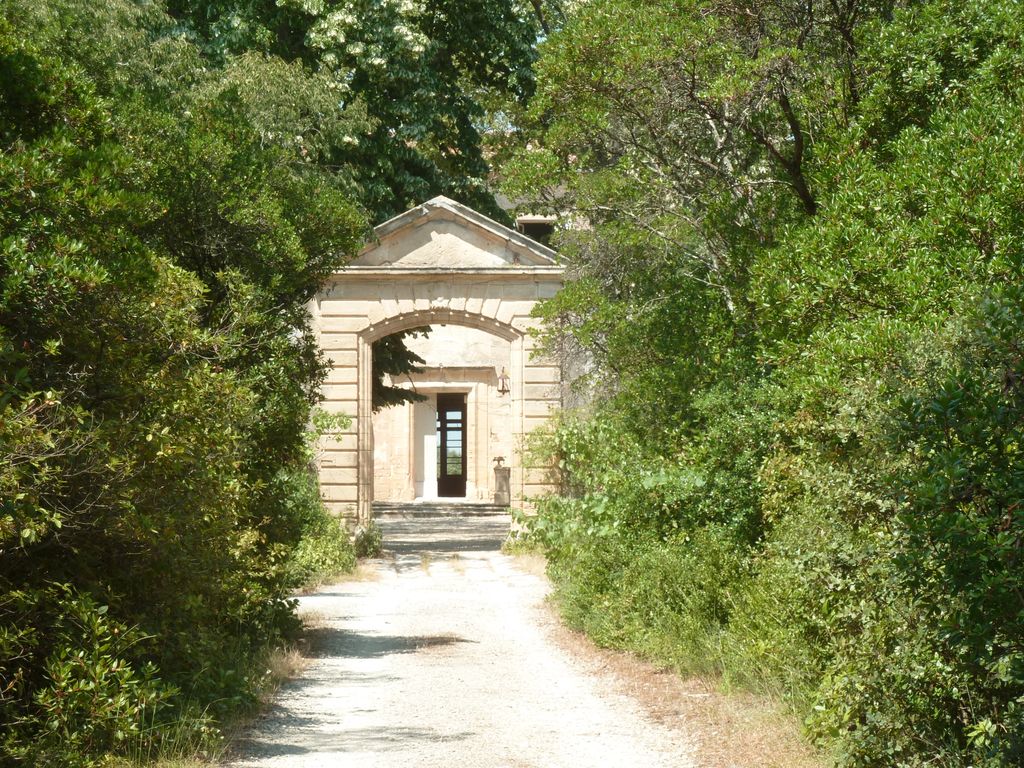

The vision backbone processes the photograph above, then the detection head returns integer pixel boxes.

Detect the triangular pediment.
[351,196,560,269]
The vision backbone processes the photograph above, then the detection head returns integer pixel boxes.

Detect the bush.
[722,507,882,708]
[353,520,384,559]
[810,288,1024,766]
[0,5,362,763]
[0,585,205,768]
[286,471,357,588]
[512,1,1024,766]
[528,419,751,674]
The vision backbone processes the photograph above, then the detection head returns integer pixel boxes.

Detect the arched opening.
[355,310,525,519]
[362,307,521,344]
[370,325,514,503]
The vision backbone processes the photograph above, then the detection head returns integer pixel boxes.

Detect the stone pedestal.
[494,465,511,506]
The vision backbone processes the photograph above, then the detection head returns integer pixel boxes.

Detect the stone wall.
[314,271,562,523]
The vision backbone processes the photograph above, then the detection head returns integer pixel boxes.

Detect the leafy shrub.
[354,520,384,559]
[0,4,362,763]
[811,288,1024,766]
[286,471,357,588]
[0,585,205,767]
[528,418,751,673]
[722,507,882,708]
[518,4,1024,766]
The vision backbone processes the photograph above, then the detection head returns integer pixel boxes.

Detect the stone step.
[372,501,510,519]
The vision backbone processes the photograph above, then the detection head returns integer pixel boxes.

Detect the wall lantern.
[497,366,511,396]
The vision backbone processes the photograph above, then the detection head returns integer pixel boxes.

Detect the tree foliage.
[1,0,557,758]
[165,0,549,221]
[371,328,430,412]
[0,1,366,762]
[510,1,1024,764]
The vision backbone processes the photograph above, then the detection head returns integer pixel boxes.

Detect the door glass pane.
[446,446,462,474]
[436,393,466,492]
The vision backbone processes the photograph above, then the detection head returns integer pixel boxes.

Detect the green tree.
[506,0,887,318]
[372,328,430,412]
[509,1,1024,765]
[0,1,364,761]
[166,0,552,220]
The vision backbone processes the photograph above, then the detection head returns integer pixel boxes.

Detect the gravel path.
[224,515,695,768]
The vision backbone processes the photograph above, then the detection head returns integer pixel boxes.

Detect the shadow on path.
[379,515,511,557]
[234,725,476,758]
[224,513,510,765]
[304,627,475,659]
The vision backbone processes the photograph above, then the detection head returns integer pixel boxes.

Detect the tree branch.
[529,0,551,36]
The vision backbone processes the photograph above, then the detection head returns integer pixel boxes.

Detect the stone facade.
[312,196,565,523]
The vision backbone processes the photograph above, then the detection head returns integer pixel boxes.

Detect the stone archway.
[312,197,564,524]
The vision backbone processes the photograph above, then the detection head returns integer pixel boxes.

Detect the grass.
[501,531,549,580]
[263,644,308,694]
[501,530,544,557]
[347,561,384,581]
[115,642,314,768]
[546,606,826,768]
[102,705,223,768]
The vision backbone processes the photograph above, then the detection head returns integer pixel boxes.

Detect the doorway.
[436,393,467,497]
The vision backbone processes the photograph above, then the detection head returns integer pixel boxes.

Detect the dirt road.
[224,515,694,768]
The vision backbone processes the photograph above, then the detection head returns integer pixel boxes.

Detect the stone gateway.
[311,197,565,524]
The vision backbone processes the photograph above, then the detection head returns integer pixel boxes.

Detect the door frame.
[436,392,467,498]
